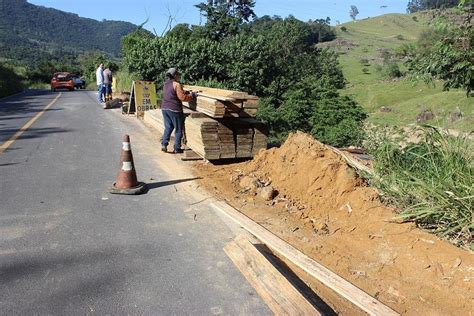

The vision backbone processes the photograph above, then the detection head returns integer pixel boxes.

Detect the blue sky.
[28,0,408,33]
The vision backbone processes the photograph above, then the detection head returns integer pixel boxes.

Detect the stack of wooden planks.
[143,85,268,160]
[183,85,259,118]
[182,85,267,160]
[184,115,268,160]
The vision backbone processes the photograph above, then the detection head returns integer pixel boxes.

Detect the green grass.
[368,126,473,249]
[327,12,473,133]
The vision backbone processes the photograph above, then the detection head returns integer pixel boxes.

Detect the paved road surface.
[0,90,270,315]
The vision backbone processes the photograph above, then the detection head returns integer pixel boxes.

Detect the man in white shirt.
[96,63,105,103]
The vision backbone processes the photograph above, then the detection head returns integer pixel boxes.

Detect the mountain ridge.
[0,0,140,63]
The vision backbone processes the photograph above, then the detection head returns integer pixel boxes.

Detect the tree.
[405,9,473,95]
[349,5,359,21]
[407,0,460,13]
[195,0,256,39]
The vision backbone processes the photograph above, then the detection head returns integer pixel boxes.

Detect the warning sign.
[128,81,158,118]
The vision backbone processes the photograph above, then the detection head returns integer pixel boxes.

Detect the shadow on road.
[0,127,72,141]
[145,177,201,191]
[0,246,136,313]
[0,162,19,167]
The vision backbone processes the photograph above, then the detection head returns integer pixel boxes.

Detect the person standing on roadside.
[161,67,196,154]
[96,63,105,103]
[103,64,113,102]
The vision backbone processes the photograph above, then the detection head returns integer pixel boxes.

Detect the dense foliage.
[407,0,460,12]
[0,63,23,98]
[122,5,366,147]
[404,9,473,95]
[0,0,138,65]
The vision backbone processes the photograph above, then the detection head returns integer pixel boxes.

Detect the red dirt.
[194,132,474,315]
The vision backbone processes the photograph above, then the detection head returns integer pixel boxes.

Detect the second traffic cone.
[110,134,147,195]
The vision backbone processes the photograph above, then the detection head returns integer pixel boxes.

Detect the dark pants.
[161,110,184,151]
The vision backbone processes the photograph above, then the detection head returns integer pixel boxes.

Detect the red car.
[51,72,74,92]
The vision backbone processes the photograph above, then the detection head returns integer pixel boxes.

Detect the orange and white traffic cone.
[109,134,147,195]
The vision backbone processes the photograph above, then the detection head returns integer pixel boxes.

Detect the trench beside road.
[0,90,271,314]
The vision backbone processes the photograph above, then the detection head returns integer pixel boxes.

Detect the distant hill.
[0,0,139,64]
[320,13,472,132]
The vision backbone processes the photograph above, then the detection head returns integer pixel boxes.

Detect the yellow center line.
[0,92,62,154]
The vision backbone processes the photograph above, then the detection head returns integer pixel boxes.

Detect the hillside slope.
[324,13,472,132]
[0,0,138,63]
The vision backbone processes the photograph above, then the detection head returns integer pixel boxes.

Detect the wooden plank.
[328,146,373,175]
[225,235,321,316]
[181,149,203,161]
[211,201,399,316]
[183,84,258,100]
[197,92,237,102]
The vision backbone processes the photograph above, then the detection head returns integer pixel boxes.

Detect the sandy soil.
[193,132,474,315]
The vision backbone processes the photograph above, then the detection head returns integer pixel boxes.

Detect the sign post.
[127,81,158,118]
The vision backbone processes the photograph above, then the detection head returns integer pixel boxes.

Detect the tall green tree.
[349,5,359,21]
[195,0,256,39]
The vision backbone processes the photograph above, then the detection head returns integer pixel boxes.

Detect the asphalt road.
[0,90,270,315]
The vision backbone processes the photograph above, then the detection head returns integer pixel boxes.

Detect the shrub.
[340,26,348,32]
[362,67,370,74]
[396,34,405,40]
[258,76,367,147]
[0,63,24,98]
[359,58,370,66]
[384,62,403,78]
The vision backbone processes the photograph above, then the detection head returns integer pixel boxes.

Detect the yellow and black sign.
[128,80,158,118]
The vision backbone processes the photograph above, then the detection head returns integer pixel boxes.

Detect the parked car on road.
[51,72,74,92]
[72,75,86,89]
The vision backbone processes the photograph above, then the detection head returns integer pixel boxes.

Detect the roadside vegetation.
[0,63,24,98]
[331,5,473,132]
[367,126,473,249]
[121,1,366,147]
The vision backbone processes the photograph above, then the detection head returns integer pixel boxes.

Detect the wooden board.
[211,201,399,316]
[197,92,237,102]
[183,85,258,100]
[225,235,321,316]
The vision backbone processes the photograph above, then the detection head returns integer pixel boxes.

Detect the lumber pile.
[143,107,268,160]
[144,85,268,160]
[183,85,267,160]
[184,115,268,160]
[183,85,259,118]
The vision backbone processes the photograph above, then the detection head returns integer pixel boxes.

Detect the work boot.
[161,146,167,153]
[172,148,184,154]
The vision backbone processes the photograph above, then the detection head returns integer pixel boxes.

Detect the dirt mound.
[236,132,372,221]
[195,132,474,315]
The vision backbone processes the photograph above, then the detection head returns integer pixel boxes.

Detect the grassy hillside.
[0,0,139,64]
[323,13,472,132]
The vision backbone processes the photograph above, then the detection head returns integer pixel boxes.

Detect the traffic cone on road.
[109,134,147,195]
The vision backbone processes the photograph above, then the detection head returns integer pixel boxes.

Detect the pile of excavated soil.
[194,132,474,315]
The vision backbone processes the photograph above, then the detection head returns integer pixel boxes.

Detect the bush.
[396,34,405,40]
[0,63,24,98]
[368,126,473,249]
[384,63,403,78]
[340,26,348,32]
[359,58,370,66]
[257,76,367,147]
